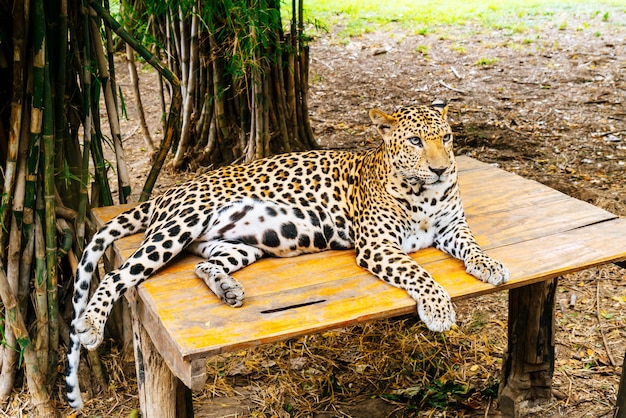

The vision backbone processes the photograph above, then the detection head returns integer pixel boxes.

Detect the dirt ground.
[12,9,625,418]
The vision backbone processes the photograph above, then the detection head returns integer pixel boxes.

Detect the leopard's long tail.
[66,201,155,410]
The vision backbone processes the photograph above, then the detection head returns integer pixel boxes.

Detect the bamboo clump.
[122,0,316,174]
[0,0,180,414]
[0,0,314,414]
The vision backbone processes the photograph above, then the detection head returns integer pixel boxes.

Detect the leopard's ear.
[369,109,397,136]
[431,98,449,119]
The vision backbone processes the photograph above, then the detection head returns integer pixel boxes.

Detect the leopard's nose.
[429,166,446,176]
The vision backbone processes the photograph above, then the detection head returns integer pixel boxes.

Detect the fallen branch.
[438,80,466,94]
[597,130,626,137]
[503,121,532,137]
[450,66,462,79]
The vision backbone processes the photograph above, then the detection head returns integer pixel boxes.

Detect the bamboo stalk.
[205,113,217,160]
[89,17,131,204]
[0,214,22,402]
[196,92,213,149]
[103,0,119,110]
[300,45,317,149]
[208,33,231,142]
[34,210,49,376]
[89,79,114,207]
[247,79,257,162]
[155,45,167,135]
[251,19,264,161]
[42,56,59,384]
[173,6,199,169]
[165,10,176,74]
[177,6,189,95]
[196,40,208,121]
[53,0,75,207]
[272,52,291,152]
[0,0,25,256]
[125,44,155,152]
[0,0,26,399]
[262,74,271,157]
[285,38,298,145]
[237,93,247,157]
[168,8,182,77]
[0,209,25,403]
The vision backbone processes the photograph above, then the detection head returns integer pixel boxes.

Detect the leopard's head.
[369,99,454,186]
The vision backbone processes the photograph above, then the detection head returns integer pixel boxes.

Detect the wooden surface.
[93,156,626,389]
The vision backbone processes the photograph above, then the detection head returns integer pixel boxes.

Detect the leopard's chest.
[400,184,461,253]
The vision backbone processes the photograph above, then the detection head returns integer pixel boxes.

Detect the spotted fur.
[66,99,509,409]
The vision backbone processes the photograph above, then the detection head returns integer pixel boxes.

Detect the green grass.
[288,0,625,37]
[414,45,429,58]
[474,57,498,66]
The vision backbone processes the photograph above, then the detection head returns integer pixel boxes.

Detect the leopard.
[66,99,509,409]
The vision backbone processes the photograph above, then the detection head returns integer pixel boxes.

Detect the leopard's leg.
[355,237,456,332]
[72,201,154,320]
[435,217,509,285]
[73,230,193,351]
[67,201,154,410]
[188,240,263,307]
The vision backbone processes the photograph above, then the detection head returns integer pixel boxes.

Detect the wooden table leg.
[614,262,626,417]
[127,289,194,418]
[499,278,557,417]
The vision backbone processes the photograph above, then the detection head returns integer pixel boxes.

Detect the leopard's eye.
[408,137,422,147]
[443,133,452,143]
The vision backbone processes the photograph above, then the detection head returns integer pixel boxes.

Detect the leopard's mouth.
[406,177,425,186]
[405,174,444,186]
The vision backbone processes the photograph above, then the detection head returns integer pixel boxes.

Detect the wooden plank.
[466,197,615,248]
[458,168,569,215]
[91,203,135,225]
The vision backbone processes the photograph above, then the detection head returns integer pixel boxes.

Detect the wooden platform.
[93,156,626,417]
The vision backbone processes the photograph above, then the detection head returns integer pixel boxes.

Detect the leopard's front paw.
[204,271,245,307]
[73,311,105,351]
[410,283,456,332]
[466,253,510,286]
[216,275,245,307]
